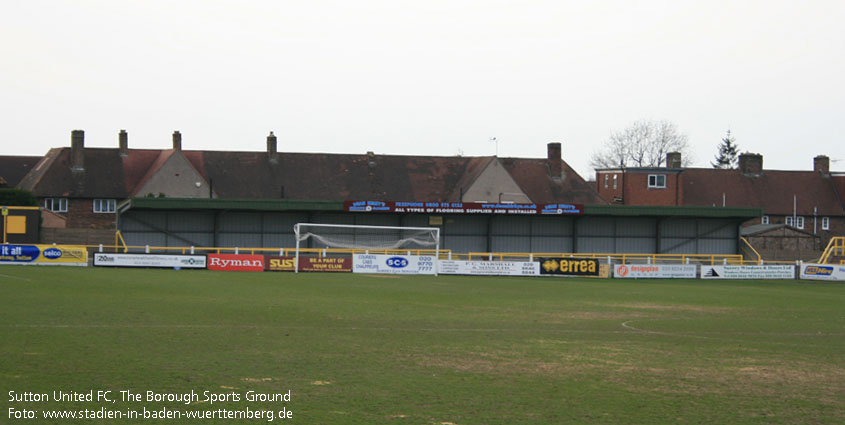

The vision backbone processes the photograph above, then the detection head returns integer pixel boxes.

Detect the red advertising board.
[298,257,352,272]
[344,200,583,215]
[265,256,352,272]
[207,254,265,272]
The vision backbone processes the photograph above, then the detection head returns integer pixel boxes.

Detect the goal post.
[293,223,440,275]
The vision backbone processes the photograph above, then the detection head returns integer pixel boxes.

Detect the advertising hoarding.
[207,254,265,272]
[614,264,697,279]
[353,254,436,275]
[93,253,206,269]
[265,256,353,272]
[700,265,794,280]
[0,244,88,266]
[438,260,539,276]
[800,263,845,281]
[344,201,583,215]
[537,258,601,276]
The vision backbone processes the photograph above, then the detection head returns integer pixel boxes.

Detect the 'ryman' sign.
[344,201,583,215]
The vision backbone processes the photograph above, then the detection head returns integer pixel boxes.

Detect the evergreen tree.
[0,188,38,206]
[711,130,739,169]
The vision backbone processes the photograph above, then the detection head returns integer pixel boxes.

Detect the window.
[796,216,804,229]
[647,174,666,188]
[44,198,68,212]
[785,216,794,227]
[822,216,830,230]
[603,174,609,188]
[613,174,618,189]
[761,215,769,224]
[93,199,116,213]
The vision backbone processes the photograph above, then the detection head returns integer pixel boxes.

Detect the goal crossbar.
[293,223,440,275]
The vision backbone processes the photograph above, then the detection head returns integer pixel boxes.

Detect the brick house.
[596,152,844,250]
[17,130,606,242]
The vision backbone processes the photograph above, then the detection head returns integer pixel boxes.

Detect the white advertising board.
[93,253,207,269]
[353,254,436,275]
[438,260,540,276]
[613,264,697,279]
[700,265,794,280]
[800,263,845,281]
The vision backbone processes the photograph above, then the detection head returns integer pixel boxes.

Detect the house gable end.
[134,150,211,198]
[461,158,530,203]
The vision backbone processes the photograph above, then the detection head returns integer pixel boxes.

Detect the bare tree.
[590,119,692,169]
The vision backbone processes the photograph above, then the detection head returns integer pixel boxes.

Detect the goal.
[293,223,440,273]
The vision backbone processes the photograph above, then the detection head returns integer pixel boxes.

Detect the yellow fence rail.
[63,231,801,265]
[75,242,804,266]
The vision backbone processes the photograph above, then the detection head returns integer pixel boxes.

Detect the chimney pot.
[172,131,182,151]
[267,131,277,155]
[547,142,562,180]
[119,129,128,157]
[71,130,85,171]
[814,155,830,174]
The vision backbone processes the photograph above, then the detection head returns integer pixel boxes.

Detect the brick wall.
[620,172,681,206]
[42,198,117,230]
[595,172,624,203]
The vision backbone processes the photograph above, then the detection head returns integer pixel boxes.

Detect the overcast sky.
[2,0,843,178]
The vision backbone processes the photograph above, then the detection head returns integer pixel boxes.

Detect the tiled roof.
[18,148,128,198]
[502,157,608,205]
[0,155,42,187]
[680,168,844,216]
[16,147,606,205]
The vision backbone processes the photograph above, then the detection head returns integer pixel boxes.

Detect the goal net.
[294,223,439,251]
[293,223,440,274]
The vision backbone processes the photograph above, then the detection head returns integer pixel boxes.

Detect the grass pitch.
[1,266,844,424]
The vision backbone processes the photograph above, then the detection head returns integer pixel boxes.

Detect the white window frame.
[761,215,769,225]
[44,198,68,213]
[93,199,116,213]
[822,216,830,230]
[613,174,618,189]
[795,216,804,229]
[603,174,609,188]
[785,216,794,227]
[647,174,666,189]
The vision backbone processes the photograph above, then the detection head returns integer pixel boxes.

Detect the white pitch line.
[0,274,31,281]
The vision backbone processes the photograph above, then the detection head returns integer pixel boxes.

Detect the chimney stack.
[738,153,763,176]
[119,130,128,157]
[666,152,682,168]
[547,142,562,180]
[71,130,85,171]
[267,131,277,155]
[814,155,830,174]
[172,131,182,151]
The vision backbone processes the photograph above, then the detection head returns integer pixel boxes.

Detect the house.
[595,152,844,252]
[17,130,606,243]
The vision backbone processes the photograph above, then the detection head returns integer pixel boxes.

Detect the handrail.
[817,237,845,264]
[114,231,129,253]
[739,237,762,265]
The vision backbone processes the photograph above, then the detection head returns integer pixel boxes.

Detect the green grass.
[1,266,843,424]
